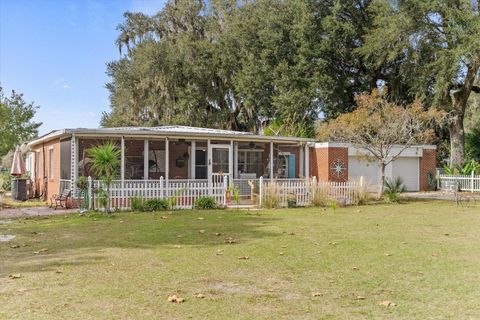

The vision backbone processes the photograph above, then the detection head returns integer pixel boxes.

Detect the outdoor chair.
[51,188,71,210]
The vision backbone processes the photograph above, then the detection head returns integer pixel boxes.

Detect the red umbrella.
[10,145,26,176]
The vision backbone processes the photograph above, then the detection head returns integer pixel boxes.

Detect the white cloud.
[63,84,71,89]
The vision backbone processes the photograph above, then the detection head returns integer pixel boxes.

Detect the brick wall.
[419,149,437,191]
[310,146,348,182]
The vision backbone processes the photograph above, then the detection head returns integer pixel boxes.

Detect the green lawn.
[1,200,480,319]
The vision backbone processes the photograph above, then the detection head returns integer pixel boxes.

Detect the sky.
[0,0,166,135]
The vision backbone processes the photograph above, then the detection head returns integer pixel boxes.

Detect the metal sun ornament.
[330,159,346,178]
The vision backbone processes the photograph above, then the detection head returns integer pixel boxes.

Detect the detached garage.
[310,142,437,192]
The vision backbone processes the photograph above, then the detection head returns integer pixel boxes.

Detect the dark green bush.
[144,198,169,211]
[194,196,217,210]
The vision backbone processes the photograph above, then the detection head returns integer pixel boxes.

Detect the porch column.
[233,142,238,179]
[190,140,196,179]
[304,144,310,178]
[229,140,234,185]
[299,144,304,178]
[144,139,149,180]
[121,136,125,204]
[70,134,78,194]
[270,141,274,180]
[165,138,169,182]
[207,139,212,195]
[120,137,125,181]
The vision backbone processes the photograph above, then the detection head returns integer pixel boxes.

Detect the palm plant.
[87,141,121,213]
[384,177,406,203]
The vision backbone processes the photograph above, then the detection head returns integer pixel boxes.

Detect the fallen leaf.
[215,232,222,236]
[311,292,322,297]
[9,274,21,279]
[384,253,392,257]
[161,216,169,220]
[281,245,287,248]
[238,256,249,260]
[329,242,337,245]
[197,217,204,220]
[16,288,28,293]
[352,267,359,271]
[167,295,185,303]
[267,288,275,292]
[379,300,396,307]
[174,245,182,249]
[356,295,366,300]
[279,252,284,255]
[199,230,205,234]
[431,253,439,257]
[10,244,20,249]
[224,237,236,244]
[55,270,63,274]
[195,293,205,299]
[216,250,224,256]
[288,232,295,236]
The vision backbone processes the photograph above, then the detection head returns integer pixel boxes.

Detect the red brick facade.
[419,148,437,191]
[310,145,436,190]
[310,147,348,182]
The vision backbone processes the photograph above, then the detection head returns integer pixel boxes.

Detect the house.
[26,126,314,204]
[25,126,436,207]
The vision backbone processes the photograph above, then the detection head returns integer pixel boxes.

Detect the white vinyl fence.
[82,175,366,211]
[87,176,227,211]
[259,177,366,207]
[437,173,480,192]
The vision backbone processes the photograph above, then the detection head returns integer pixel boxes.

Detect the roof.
[28,125,315,146]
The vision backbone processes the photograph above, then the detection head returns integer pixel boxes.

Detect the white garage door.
[391,157,419,191]
[348,156,380,188]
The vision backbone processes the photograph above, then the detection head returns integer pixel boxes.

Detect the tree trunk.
[377,163,386,199]
[449,58,480,168]
[449,113,465,168]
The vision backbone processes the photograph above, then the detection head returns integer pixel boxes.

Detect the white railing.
[88,176,227,211]
[437,173,480,192]
[259,177,366,207]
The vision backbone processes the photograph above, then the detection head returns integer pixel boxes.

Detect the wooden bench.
[51,189,71,210]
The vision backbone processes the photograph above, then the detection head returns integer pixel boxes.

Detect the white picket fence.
[88,176,227,210]
[259,177,366,207]
[437,173,480,192]
[82,175,366,211]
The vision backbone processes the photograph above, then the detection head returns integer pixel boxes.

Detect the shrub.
[287,193,296,208]
[130,197,144,212]
[1,173,11,191]
[195,196,217,210]
[384,177,406,203]
[144,198,169,212]
[263,182,280,209]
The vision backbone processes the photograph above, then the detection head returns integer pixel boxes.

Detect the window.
[238,150,262,176]
[49,147,54,179]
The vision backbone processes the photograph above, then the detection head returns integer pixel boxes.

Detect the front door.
[208,144,232,185]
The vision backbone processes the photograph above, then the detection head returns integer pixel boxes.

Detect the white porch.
[60,133,312,208]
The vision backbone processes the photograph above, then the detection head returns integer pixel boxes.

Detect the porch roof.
[28,125,315,146]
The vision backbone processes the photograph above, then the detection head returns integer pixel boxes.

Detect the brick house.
[26,126,436,203]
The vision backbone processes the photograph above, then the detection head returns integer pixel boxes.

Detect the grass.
[2,196,47,208]
[1,200,480,319]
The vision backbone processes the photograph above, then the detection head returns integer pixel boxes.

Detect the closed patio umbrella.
[11,145,26,176]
